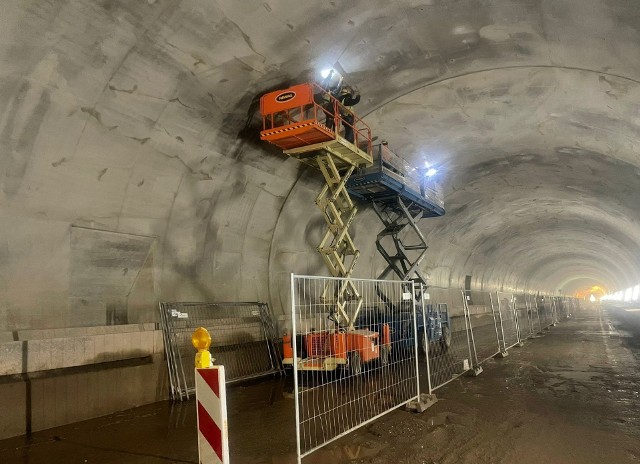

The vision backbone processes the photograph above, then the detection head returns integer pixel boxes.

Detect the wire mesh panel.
[159,302,283,401]
[538,297,553,328]
[422,286,473,391]
[290,275,420,462]
[550,297,559,324]
[466,290,500,364]
[527,294,542,334]
[514,294,532,342]
[496,292,519,350]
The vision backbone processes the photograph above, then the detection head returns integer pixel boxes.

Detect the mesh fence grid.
[290,275,420,460]
[551,298,560,324]
[496,292,519,350]
[466,290,501,364]
[556,298,567,320]
[528,294,543,334]
[159,302,283,401]
[539,298,554,328]
[422,286,473,391]
[514,294,532,342]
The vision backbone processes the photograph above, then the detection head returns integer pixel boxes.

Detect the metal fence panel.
[539,297,554,328]
[496,292,519,350]
[422,286,473,390]
[290,275,420,461]
[159,302,283,401]
[528,294,543,334]
[466,290,501,364]
[514,294,531,342]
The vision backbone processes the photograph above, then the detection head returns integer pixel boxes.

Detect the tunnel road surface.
[1,307,639,463]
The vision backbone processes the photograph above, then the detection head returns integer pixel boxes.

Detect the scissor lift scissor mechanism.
[346,143,446,290]
[259,82,373,328]
[374,196,430,286]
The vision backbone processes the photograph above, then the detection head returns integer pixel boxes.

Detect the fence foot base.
[468,365,483,377]
[515,341,524,347]
[496,350,509,358]
[406,393,438,413]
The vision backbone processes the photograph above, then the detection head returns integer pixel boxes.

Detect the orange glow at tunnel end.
[575,285,607,299]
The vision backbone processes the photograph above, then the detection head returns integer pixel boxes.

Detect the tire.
[380,345,391,366]
[441,324,452,351]
[348,351,363,376]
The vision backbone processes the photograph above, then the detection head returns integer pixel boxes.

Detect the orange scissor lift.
[260,82,391,373]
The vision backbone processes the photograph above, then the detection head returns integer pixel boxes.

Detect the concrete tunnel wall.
[2,0,640,438]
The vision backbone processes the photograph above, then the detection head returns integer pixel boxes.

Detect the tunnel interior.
[1,0,640,451]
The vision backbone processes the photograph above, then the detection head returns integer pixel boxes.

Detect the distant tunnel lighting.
[633,285,640,301]
[320,68,332,79]
[589,295,596,303]
[426,168,437,177]
[624,288,633,301]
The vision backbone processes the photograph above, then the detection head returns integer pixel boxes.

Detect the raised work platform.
[283,135,373,170]
[347,163,445,217]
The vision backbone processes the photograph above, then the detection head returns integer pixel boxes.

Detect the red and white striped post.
[192,327,229,464]
[196,366,229,463]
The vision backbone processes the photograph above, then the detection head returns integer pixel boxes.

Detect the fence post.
[463,290,483,377]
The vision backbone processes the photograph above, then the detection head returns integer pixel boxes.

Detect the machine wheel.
[440,324,452,351]
[380,345,391,366]
[348,351,363,376]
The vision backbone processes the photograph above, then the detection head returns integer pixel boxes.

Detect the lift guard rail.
[260,82,372,156]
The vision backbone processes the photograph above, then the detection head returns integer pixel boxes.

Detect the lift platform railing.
[378,144,444,208]
[348,144,444,211]
[260,82,372,156]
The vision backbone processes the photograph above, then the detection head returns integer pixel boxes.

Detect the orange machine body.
[260,82,372,155]
[282,324,391,371]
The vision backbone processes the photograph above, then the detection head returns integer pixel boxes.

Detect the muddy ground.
[1,307,639,463]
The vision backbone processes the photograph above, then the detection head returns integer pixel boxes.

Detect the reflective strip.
[263,122,316,136]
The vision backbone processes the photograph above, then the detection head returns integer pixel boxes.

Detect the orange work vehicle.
[282,325,391,375]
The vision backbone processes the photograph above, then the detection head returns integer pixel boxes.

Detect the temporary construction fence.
[514,294,532,342]
[495,292,519,351]
[159,301,283,401]
[551,297,559,324]
[528,294,543,334]
[289,275,420,462]
[285,275,584,461]
[420,286,473,392]
[538,297,554,329]
[465,290,501,364]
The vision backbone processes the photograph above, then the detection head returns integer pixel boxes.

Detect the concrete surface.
[3,0,640,440]
[1,307,638,463]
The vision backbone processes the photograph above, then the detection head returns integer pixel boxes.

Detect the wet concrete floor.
[1,307,639,463]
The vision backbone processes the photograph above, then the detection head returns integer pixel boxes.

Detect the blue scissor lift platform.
[347,143,451,352]
[346,143,445,286]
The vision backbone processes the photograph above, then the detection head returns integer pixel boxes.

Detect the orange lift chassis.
[260,82,391,372]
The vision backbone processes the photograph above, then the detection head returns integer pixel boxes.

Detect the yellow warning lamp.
[192,327,213,369]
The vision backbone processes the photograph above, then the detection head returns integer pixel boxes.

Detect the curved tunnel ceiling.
[2,0,640,325]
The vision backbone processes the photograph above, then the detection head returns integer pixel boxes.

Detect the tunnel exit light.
[624,287,633,301]
[633,285,640,301]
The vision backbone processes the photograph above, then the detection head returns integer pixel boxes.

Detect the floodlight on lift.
[320,68,333,79]
[425,168,437,177]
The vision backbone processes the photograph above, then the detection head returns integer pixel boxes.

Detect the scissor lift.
[346,144,451,351]
[346,143,445,286]
[261,82,394,373]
